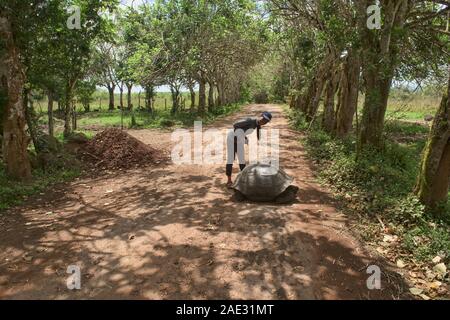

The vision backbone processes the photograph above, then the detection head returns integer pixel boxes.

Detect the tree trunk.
[189,85,196,111]
[48,92,54,137]
[0,15,32,180]
[198,78,206,113]
[24,89,40,153]
[145,86,153,113]
[305,55,332,121]
[138,91,141,109]
[335,52,361,137]
[302,75,324,121]
[415,74,450,211]
[208,83,215,111]
[171,86,180,114]
[322,69,339,133]
[222,82,230,106]
[63,80,76,137]
[72,100,77,131]
[359,76,392,148]
[296,72,320,115]
[357,0,411,149]
[108,85,115,111]
[83,102,90,113]
[126,83,133,110]
[119,83,124,109]
[216,81,224,107]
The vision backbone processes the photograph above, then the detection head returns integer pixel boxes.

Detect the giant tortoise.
[232,163,299,203]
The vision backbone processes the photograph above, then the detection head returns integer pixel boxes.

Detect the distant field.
[386,94,441,121]
[33,89,442,138]
[34,89,441,118]
[35,90,241,139]
[349,92,442,121]
[35,91,199,114]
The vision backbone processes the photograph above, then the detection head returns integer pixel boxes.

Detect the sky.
[120,0,153,9]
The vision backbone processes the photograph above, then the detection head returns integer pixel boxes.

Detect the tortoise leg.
[275,186,299,204]
[233,190,247,202]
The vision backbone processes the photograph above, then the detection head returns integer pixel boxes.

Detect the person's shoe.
[226,181,233,189]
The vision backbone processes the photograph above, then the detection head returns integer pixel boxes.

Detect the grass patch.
[386,110,429,121]
[385,120,429,136]
[39,103,243,134]
[54,130,95,144]
[0,163,80,211]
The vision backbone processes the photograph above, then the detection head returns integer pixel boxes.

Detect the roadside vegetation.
[288,104,449,299]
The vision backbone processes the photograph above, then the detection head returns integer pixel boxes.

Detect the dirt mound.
[81,128,166,169]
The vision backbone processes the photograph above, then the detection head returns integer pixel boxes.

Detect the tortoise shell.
[232,163,294,202]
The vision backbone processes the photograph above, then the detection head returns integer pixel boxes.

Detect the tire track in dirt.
[0,104,408,299]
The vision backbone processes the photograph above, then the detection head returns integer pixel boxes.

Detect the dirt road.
[0,104,408,299]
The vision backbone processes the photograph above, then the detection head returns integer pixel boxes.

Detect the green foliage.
[287,108,309,131]
[288,108,449,262]
[385,120,429,137]
[403,224,450,262]
[389,195,427,225]
[246,53,291,103]
[75,79,96,108]
[305,131,421,214]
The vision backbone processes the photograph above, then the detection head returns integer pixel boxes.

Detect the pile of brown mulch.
[80,128,166,169]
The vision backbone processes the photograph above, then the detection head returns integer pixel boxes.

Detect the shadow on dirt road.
[0,104,410,299]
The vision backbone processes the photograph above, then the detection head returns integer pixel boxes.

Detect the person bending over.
[226,111,272,188]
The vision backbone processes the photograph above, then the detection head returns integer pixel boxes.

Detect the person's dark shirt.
[233,117,261,140]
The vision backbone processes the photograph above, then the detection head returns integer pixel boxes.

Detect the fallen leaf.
[409,287,423,296]
[397,259,406,268]
[383,234,398,243]
[433,263,447,277]
[376,247,387,254]
[429,281,442,290]
[432,256,441,264]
